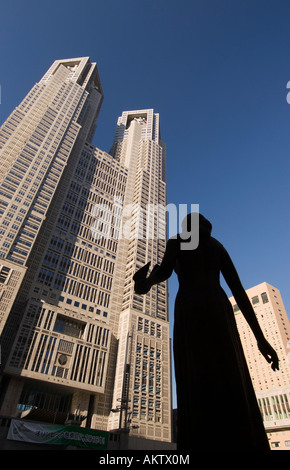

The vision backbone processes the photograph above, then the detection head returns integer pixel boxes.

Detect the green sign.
[8,419,108,450]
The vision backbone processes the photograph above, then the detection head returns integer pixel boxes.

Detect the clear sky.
[1,0,290,407]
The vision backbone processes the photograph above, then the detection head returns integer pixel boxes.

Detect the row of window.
[137,317,162,338]
[233,291,269,313]
[271,440,290,448]
[258,393,290,421]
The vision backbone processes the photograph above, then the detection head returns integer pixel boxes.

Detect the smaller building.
[229,282,290,449]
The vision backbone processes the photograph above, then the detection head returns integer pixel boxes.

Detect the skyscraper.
[0,57,103,344]
[229,282,290,449]
[107,110,171,442]
[0,58,172,446]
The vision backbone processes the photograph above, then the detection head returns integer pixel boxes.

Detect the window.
[261,292,269,304]
[0,266,11,284]
[37,268,54,286]
[53,314,85,338]
[251,296,259,306]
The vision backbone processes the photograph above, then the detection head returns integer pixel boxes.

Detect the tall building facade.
[107,110,171,442]
[0,59,172,445]
[229,282,290,450]
[0,57,103,344]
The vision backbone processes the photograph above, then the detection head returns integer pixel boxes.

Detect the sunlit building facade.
[229,282,290,450]
[0,57,103,345]
[0,58,172,446]
[107,110,171,442]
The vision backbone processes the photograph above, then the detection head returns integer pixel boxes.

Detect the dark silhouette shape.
[133,213,279,451]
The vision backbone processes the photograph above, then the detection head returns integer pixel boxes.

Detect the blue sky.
[1,0,290,406]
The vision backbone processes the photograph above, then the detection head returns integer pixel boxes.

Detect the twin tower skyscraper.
[0,57,172,444]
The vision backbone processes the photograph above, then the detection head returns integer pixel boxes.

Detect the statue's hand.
[133,262,151,295]
[258,339,279,371]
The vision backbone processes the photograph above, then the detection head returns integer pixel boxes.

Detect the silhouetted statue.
[133,213,279,451]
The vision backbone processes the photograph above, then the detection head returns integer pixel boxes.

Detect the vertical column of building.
[108,110,172,443]
[0,57,104,416]
[107,115,144,433]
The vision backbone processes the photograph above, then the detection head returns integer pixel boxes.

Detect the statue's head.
[181,212,212,241]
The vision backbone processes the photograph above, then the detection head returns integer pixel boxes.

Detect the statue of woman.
[133,213,279,450]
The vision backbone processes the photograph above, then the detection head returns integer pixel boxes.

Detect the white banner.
[7,419,108,449]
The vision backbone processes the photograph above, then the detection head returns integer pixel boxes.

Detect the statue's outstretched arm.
[133,238,177,294]
[221,246,279,371]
